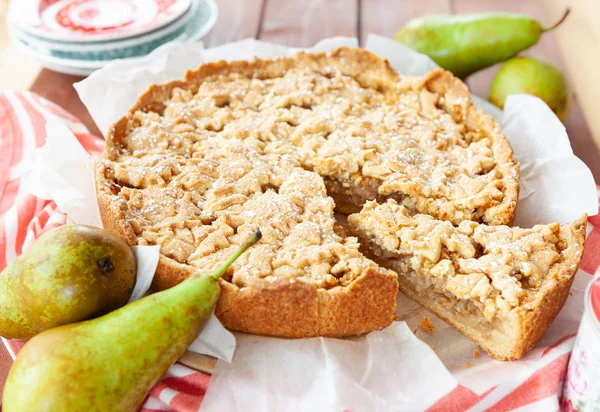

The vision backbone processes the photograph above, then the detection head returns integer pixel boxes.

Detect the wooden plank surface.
[202,0,265,47]
[360,0,451,45]
[259,0,358,46]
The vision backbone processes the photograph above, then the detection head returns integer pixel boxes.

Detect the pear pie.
[96,47,583,352]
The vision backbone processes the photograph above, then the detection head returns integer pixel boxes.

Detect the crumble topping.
[348,199,570,320]
[115,49,517,225]
[100,48,518,289]
[104,136,378,288]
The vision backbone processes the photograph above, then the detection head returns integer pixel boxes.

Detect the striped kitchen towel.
[0,91,209,412]
[1,91,599,411]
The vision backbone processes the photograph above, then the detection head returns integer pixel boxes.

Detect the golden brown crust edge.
[511,215,587,360]
[96,161,136,244]
[150,252,399,338]
[216,266,398,338]
[96,162,398,338]
[422,69,520,226]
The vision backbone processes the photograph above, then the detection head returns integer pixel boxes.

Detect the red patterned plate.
[10,0,192,42]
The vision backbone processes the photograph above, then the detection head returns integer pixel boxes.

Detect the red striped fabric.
[0,92,210,412]
[428,386,498,411]
[0,91,598,411]
[484,353,570,412]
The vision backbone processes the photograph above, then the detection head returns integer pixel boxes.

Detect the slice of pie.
[348,199,586,360]
[96,47,519,338]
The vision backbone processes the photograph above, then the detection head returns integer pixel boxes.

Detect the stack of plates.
[8,0,218,76]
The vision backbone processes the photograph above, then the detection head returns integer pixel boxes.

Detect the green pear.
[0,225,136,339]
[395,9,570,79]
[2,231,261,412]
[489,57,572,122]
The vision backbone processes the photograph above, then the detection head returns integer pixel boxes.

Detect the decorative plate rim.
[9,0,201,53]
[9,0,218,71]
[9,0,193,43]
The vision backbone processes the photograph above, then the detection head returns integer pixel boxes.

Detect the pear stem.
[542,8,570,32]
[210,230,262,281]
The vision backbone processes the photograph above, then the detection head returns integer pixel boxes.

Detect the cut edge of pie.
[348,199,586,360]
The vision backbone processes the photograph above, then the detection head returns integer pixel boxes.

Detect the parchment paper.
[47,34,598,410]
[202,323,457,412]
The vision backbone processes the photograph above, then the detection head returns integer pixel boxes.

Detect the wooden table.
[1,0,599,402]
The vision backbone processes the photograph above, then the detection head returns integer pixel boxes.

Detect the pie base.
[216,266,398,338]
